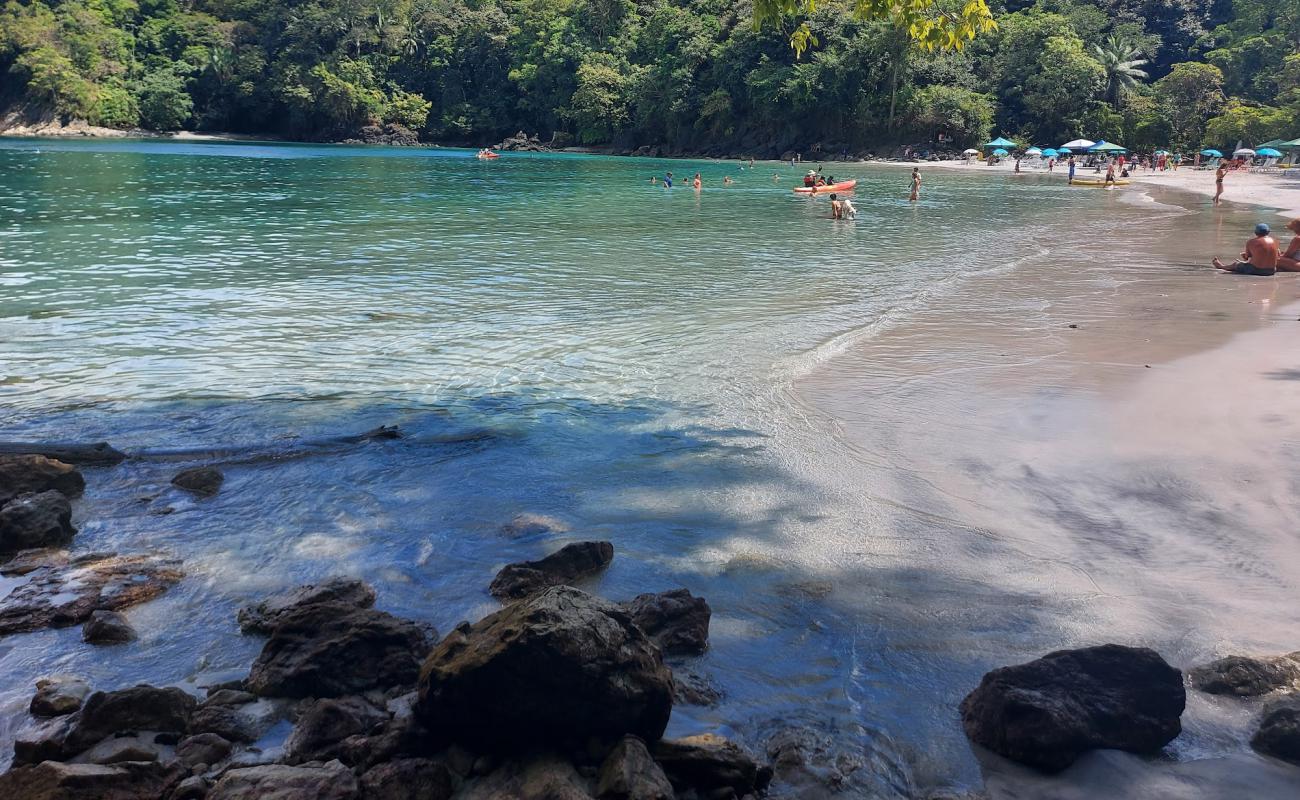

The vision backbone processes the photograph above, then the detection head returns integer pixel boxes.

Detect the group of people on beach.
[1213,219,1300,276]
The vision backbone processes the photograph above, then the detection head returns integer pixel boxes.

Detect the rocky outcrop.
[596,735,674,800]
[171,466,224,497]
[237,577,376,635]
[1251,701,1300,765]
[82,610,135,644]
[0,454,84,505]
[207,760,359,800]
[65,684,197,754]
[1189,653,1300,697]
[0,491,76,553]
[358,757,454,800]
[489,541,614,600]
[495,131,550,152]
[652,734,770,797]
[416,586,672,752]
[246,601,431,698]
[30,675,90,716]
[621,589,711,656]
[0,550,183,636]
[959,644,1186,772]
[0,760,184,800]
[285,696,388,765]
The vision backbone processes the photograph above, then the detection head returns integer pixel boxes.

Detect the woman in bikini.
[1214,164,1227,205]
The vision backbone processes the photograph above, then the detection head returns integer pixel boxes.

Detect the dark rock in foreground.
[285,696,388,765]
[489,540,614,599]
[0,550,183,636]
[246,601,431,698]
[597,735,674,800]
[1189,653,1300,696]
[237,577,376,635]
[66,684,197,754]
[207,760,359,800]
[621,588,711,656]
[30,675,90,717]
[172,466,224,497]
[0,759,183,800]
[416,585,672,752]
[0,454,85,505]
[1252,702,1300,765]
[0,490,76,553]
[652,733,770,797]
[960,644,1185,772]
[82,609,135,645]
[359,757,454,800]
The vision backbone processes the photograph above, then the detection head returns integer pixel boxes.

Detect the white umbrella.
[1234,148,1256,156]
[1061,139,1095,150]
[1024,147,1043,155]
[962,148,979,155]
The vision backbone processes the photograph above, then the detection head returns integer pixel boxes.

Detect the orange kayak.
[477,152,500,159]
[794,180,856,194]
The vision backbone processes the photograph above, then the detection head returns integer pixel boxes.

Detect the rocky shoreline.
[1,451,1297,798]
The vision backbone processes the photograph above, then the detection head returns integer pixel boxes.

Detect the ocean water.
[1,140,1295,796]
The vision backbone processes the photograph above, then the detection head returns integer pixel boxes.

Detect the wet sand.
[794,179,1300,796]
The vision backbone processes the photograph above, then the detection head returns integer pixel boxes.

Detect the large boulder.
[82,609,136,645]
[66,684,198,754]
[1189,653,1300,697]
[207,761,359,800]
[358,758,454,800]
[172,467,224,498]
[1251,702,1300,765]
[416,586,673,752]
[0,550,183,636]
[488,541,614,600]
[457,755,593,800]
[284,696,388,765]
[596,735,674,800]
[176,732,234,768]
[651,734,769,797]
[620,589,711,656]
[13,714,76,765]
[30,674,91,716]
[237,578,376,635]
[0,490,75,553]
[0,454,84,505]
[0,760,184,800]
[959,644,1186,772]
[246,602,431,698]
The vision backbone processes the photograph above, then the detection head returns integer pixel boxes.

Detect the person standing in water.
[829,193,843,220]
[1213,223,1279,275]
[909,167,921,201]
[664,171,673,188]
[692,173,702,189]
[1067,156,1076,184]
[1214,164,1227,205]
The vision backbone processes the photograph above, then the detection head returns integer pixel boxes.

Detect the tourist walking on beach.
[1214,164,1226,204]
[1067,156,1076,184]
[1213,223,1279,276]
[909,168,921,201]
[1279,219,1300,271]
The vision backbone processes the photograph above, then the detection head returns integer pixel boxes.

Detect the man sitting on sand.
[1280,218,1300,271]
[1213,223,1279,276]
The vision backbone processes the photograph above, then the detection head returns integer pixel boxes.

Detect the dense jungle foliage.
[1,0,1298,153]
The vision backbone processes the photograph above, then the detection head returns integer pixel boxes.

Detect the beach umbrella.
[1199,149,1223,157]
[1061,139,1094,150]
[1056,147,1072,154]
[1154,149,1170,155]
[1089,141,1127,153]
[1282,139,1300,149]
[1257,147,1283,157]
[1041,148,1058,157]
[984,137,1017,148]
[1234,148,1256,157]
[992,148,1009,156]
[962,148,979,155]
[1257,139,1293,150]
[1024,147,1043,155]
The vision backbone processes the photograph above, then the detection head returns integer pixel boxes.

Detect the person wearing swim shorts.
[1213,223,1279,276]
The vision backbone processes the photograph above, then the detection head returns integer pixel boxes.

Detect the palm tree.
[1093,36,1149,108]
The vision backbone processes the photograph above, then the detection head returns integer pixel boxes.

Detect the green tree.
[1093,35,1149,107]
[1021,35,1106,143]
[1203,101,1292,148]
[135,66,193,129]
[1154,61,1226,148]
[905,84,993,146]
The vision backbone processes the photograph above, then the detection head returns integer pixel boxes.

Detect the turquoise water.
[0,140,1249,794]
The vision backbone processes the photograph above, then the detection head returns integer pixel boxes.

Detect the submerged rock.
[0,490,76,553]
[959,644,1185,772]
[30,674,91,716]
[207,760,358,800]
[358,757,454,800]
[652,733,769,797]
[0,550,183,636]
[671,670,722,708]
[416,585,672,752]
[66,684,197,754]
[596,735,674,800]
[1251,701,1300,765]
[82,609,136,645]
[246,602,430,698]
[762,724,868,798]
[488,541,614,600]
[1189,653,1300,696]
[501,513,568,538]
[172,466,224,498]
[0,454,85,505]
[0,760,184,800]
[621,588,711,656]
[237,577,376,635]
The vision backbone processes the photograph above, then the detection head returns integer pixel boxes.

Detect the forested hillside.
[1,0,1297,153]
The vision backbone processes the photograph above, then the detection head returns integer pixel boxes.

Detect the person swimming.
[1213,223,1279,276]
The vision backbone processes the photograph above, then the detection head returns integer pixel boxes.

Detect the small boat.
[1069,178,1130,187]
[794,179,857,194]
[476,150,500,160]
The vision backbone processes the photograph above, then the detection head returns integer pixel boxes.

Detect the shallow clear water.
[1,140,1295,796]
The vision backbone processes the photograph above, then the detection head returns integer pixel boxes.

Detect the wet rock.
[0,490,75,553]
[285,696,387,765]
[71,731,173,765]
[207,760,359,800]
[204,689,256,706]
[177,733,233,768]
[0,454,84,505]
[358,757,454,800]
[1251,701,1300,765]
[458,755,592,799]
[188,704,260,744]
[489,541,614,600]
[621,589,711,656]
[501,513,568,538]
[335,712,430,771]
[172,467,224,498]
[959,644,1185,772]
[416,585,672,752]
[246,602,431,698]
[82,609,136,645]
[30,674,91,716]
[596,735,673,800]
[0,760,185,800]
[672,670,722,708]
[237,578,376,635]
[0,550,184,636]
[1189,653,1300,697]
[66,684,198,754]
[762,725,867,797]
[172,775,211,799]
[652,734,769,797]
[13,714,76,765]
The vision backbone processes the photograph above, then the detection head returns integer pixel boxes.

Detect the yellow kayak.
[1070,178,1130,187]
